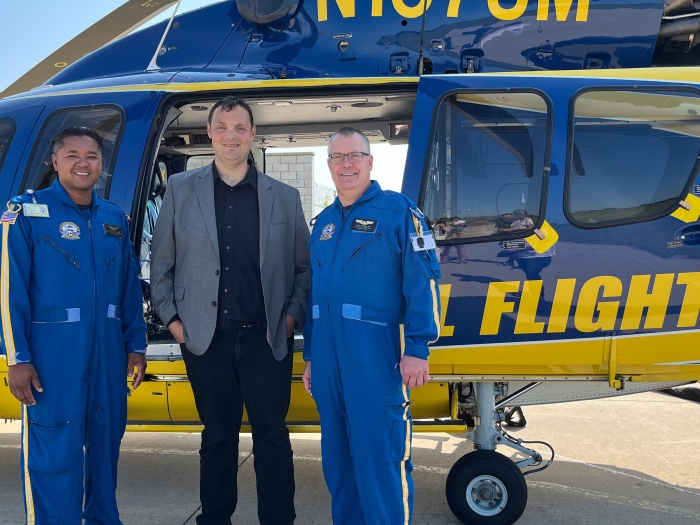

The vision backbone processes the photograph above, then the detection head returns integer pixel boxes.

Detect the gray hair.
[328,126,370,154]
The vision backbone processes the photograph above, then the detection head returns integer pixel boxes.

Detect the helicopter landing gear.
[446,450,527,525]
[445,382,554,525]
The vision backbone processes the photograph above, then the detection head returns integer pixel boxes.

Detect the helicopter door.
[402,75,553,350]
[0,104,45,199]
[403,80,551,246]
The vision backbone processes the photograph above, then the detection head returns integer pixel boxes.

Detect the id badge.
[410,232,437,252]
[23,204,50,217]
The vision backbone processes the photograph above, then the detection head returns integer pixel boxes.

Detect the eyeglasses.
[328,152,370,164]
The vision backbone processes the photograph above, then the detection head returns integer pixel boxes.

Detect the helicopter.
[1,1,700,524]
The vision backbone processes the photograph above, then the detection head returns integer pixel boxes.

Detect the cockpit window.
[22,106,123,198]
[567,90,700,228]
[420,92,550,244]
[0,118,17,175]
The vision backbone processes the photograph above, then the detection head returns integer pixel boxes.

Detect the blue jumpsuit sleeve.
[1,209,34,365]
[118,216,147,354]
[399,208,442,360]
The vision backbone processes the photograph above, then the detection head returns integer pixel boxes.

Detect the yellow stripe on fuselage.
[9,67,700,102]
[22,405,35,524]
[6,76,420,100]
[1,223,17,364]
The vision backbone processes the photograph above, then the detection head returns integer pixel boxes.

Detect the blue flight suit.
[0,180,147,525]
[303,181,441,525]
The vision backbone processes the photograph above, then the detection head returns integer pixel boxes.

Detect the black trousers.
[182,327,295,525]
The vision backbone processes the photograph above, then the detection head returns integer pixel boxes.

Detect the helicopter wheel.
[446,450,527,525]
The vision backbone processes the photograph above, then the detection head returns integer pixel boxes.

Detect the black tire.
[445,450,527,525]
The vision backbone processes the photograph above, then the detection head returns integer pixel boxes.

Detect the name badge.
[410,232,437,252]
[103,224,123,237]
[351,218,378,233]
[23,204,49,218]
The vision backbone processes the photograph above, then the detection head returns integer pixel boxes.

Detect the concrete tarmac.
[1,391,699,524]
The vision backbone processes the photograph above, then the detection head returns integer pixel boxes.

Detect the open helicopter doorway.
[137,84,418,345]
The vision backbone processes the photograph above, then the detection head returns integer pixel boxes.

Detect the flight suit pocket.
[310,242,327,268]
[28,414,74,474]
[385,394,412,462]
[102,240,120,266]
[40,228,83,269]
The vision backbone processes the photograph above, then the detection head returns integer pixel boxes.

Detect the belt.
[242,322,266,328]
[216,322,266,335]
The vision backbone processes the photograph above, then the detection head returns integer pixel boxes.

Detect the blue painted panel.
[422,0,665,73]
[228,1,426,78]
[47,2,242,87]
[405,74,700,348]
[0,103,45,199]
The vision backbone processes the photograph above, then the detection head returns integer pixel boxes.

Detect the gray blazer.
[150,163,310,360]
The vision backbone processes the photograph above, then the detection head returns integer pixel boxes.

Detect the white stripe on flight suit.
[22,405,36,524]
[1,223,17,364]
[399,324,411,525]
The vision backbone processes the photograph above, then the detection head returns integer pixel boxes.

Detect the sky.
[0,0,407,191]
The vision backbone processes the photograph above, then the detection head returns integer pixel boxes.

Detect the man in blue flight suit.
[1,126,147,525]
[302,127,441,525]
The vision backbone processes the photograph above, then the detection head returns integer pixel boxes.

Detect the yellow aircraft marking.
[317,0,588,22]
[10,76,420,100]
[477,272,700,336]
[12,67,700,103]
[525,220,558,254]
[671,193,700,223]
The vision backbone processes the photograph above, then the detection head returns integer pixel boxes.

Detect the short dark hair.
[328,126,370,153]
[208,96,255,128]
[51,126,103,154]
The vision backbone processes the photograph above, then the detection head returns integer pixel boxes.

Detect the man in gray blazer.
[151,96,309,525]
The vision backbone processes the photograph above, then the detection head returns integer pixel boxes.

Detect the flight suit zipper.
[43,236,80,268]
[327,204,353,375]
[87,218,97,374]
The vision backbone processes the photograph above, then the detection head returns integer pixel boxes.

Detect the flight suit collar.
[333,180,381,212]
[50,179,100,210]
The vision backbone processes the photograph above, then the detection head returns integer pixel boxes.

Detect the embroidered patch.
[350,219,378,233]
[103,224,123,237]
[320,223,335,241]
[59,222,81,240]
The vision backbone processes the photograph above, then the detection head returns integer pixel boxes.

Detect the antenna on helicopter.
[418,0,429,76]
[146,0,183,72]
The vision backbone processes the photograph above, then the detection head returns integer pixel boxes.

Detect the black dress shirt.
[213,161,266,331]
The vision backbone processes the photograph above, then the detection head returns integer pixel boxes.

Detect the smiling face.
[327,133,373,205]
[51,135,102,204]
[207,105,256,169]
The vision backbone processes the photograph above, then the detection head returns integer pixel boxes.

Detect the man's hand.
[8,364,42,405]
[168,320,185,344]
[127,353,147,389]
[302,361,312,396]
[286,313,296,339]
[400,355,429,389]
